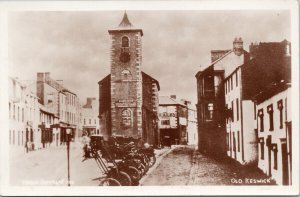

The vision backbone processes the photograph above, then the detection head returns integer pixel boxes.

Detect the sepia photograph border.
[0,0,299,196]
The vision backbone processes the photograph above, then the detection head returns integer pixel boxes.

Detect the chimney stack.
[233,37,243,56]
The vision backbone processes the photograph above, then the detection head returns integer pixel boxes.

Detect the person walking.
[25,141,28,153]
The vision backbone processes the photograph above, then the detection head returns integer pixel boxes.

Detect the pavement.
[9,140,101,186]
[9,141,171,186]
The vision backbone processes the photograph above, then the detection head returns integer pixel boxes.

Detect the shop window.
[258,109,264,132]
[161,120,170,125]
[277,100,283,129]
[267,104,274,131]
[122,36,129,47]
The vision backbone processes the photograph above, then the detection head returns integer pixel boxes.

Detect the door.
[267,136,272,176]
[282,143,289,185]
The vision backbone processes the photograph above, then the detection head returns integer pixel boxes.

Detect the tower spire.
[118,11,133,28]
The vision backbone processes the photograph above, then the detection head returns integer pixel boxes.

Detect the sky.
[8,10,290,105]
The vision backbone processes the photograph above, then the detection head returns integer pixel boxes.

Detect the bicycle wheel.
[115,171,132,186]
[148,155,156,167]
[140,163,146,175]
[126,166,141,181]
[99,178,121,186]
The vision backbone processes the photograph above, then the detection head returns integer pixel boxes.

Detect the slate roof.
[159,96,186,107]
[108,12,143,36]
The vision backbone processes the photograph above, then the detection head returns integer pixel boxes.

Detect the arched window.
[122,36,129,47]
[121,69,132,80]
[121,109,132,129]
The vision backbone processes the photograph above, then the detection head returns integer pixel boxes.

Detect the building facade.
[82,97,100,136]
[158,95,198,146]
[225,39,291,165]
[195,38,249,158]
[186,102,198,146]
[38,103,60,148]
[8,77,39,150]
[37,72,81,144]
[99,12,160,145]
[254,83,292,185]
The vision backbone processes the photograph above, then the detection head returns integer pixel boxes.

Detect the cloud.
[8,10,290,104]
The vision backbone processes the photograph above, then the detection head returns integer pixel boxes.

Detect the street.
[10,141,101,186]
[10,143,276,186]
[9,140,170,186]
[141,146,276,186]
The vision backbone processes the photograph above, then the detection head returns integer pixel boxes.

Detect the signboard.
[179,117,187,126]
[115,99,137,108]
[45,123,51,128]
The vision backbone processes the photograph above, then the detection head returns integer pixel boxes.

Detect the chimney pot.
[170,95,176,99]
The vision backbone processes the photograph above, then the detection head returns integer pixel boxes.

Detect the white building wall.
[257,88,291,185]
[82,99,100,136]
[158,105,177,129]
[187,107,198,145]
[242,100,257,164]
[8,77,39,151]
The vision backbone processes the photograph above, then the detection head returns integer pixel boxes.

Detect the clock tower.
[108,12,143,138]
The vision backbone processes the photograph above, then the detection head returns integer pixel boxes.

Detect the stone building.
[82,97,100,136]
[98,12,160,145]
[37,72,81,144]
[195,38,249,158]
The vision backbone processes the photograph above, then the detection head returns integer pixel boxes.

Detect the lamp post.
[66,127,71,186]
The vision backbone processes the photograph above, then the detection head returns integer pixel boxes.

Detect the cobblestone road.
[141,146,276,186]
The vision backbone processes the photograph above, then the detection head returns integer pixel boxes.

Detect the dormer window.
[122,36,129,47]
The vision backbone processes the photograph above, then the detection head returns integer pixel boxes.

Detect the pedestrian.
[27,141,31,152]
[32,143,35,151]
[25,141,28,153]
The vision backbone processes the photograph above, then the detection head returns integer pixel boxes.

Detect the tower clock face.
[120,52,130,63]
